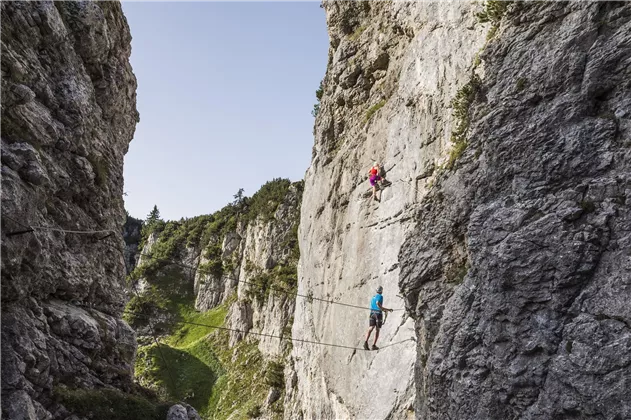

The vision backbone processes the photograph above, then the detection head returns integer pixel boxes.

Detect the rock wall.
[287,2,488,418]
[5,2,627,419]
[195,182,302,358]
[399,2,631,419]
[225,184,301,358]
[123,213,143,274]
[1,1,138,418]
[129,180,303,417]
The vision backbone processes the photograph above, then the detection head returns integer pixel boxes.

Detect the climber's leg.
[370,176,381,201]
[372,313,382,349]
[365,325,374,342]
[365,312,380,349]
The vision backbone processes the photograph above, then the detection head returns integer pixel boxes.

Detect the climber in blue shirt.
[364,286,392,350]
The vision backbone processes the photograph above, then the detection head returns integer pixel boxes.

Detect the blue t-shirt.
[370,294,383,312]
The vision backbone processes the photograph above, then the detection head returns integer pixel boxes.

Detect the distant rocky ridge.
[126,179,303,418]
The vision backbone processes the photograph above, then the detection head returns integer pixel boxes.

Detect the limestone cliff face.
[399,2,631,419]
[287,2,488,419]
[194,182,302,359]
[225,185,301,359]
[1,1,138,418]
[129,180,302,418]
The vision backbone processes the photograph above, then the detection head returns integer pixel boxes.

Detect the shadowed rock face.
[1,1,138,418]
[399,2,631,419]
[123,214,143,274]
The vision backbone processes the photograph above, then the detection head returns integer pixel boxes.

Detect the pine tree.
[141,205,164,241]
[146,205,161,224]
[232,188,245,206]
[312,80,324,117]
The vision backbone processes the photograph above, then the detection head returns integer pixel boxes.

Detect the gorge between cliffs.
[2,1,630,420]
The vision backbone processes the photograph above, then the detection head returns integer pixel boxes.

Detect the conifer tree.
[146,205,161,224]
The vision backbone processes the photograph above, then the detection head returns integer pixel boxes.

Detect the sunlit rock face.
[287,1,630,419]
[130,181,303,419]
[191,182,302,360]
[1,1,138,418]
[287,2,488,418]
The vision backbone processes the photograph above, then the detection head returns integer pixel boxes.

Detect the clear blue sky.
[121,2,328,221]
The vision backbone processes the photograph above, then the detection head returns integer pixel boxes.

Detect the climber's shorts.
[370,175,382,186]
[369,312,383,328]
